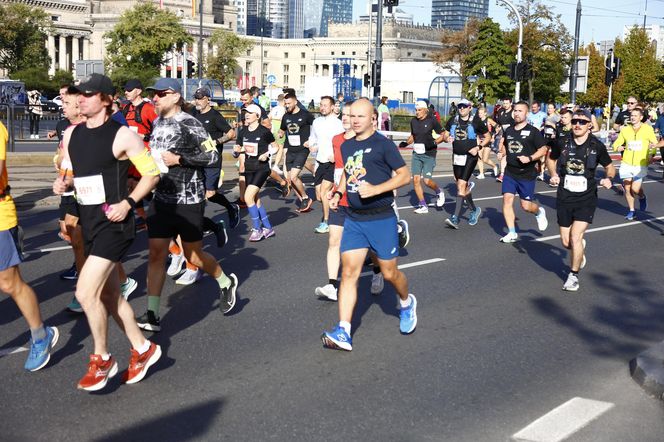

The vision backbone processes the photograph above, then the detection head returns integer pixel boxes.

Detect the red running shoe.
[124,341,162,385]
[77,354,118,391]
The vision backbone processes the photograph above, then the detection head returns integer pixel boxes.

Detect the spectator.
[27,90,43,139]
[378,96,391,131]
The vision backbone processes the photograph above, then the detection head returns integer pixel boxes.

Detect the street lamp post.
[198,0,203,83]
[497,0,523,101]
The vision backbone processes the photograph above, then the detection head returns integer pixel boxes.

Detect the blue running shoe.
[24,326,59,372]
[468,206,482,226]
[639,196,647,211]
[445,215,460,229]
[399,294,417,334]
[321,325,352,351]
[626,210,635,221]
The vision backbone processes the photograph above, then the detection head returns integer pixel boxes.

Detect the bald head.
[350,98,375,139]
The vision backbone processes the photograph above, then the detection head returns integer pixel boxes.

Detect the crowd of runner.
[2,74,663,390]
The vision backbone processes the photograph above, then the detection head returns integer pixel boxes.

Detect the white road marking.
[359,258,445,277]
[535,215,664,242]
[0,346,28,358]
[24,245,72,255]
[512,397,614,442]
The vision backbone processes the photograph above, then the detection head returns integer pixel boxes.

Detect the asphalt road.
[2,155,664,441]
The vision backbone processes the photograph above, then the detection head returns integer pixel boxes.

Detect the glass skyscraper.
[320,0,353,37]
[431,0,489,30]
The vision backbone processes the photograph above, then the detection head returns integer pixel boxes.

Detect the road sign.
[560,55,589,94]
[267,74,277,85]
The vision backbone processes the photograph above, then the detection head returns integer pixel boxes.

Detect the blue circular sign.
[267,74,277,85]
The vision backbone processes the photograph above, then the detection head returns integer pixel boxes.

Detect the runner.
[497,101,549,242]
[474,106,498,179]
[494,97,515,182]
[321,98,416,351]
[547,109,615,291]
[52,73,161,391]
[136,78,238,334]
[407,100,446,214]
[443,99,490,228]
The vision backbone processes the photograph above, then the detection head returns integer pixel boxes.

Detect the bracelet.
[125,197,137,209]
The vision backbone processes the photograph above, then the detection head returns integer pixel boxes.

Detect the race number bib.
[334,168,343,186]
[287,135,301,146]
[563,175,588,192]
[129,126,139,134]
[627,140,643,151]
[150,150,170,174]
[453,154,467,166]
[74,174,106,205]
[244,142,258,157]
[413,143,426,154]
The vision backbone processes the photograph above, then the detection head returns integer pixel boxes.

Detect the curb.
[629,340,664,401]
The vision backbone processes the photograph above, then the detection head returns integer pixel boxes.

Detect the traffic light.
[372,62,382,88]
[187,62,196,79]
[613,57,621,79]
[364,73,370,87]
[508,62,518,81]
[384,0,398,13]
[604,53,621,86]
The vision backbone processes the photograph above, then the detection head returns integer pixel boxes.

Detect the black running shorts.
[453,154,479,182]
[556,201,596,227]
[147,201,205,242]
[245,166,271,188]
[285,148,309,171]
[314,161,334,186]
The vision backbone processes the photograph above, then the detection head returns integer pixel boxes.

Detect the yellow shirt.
[613,123,657,167]
[0,122,18,231]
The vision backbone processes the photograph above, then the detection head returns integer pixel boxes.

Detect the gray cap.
[146,78,181,94]
[457,98,472,107]
[573,109,592,120]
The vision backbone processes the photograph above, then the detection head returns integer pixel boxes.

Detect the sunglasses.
[571,118,591,126]
[457,104,471,109]
[627,101,637,105]
[154,90,176,98]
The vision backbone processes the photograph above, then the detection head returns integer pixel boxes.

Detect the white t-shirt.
[310,114,344,163]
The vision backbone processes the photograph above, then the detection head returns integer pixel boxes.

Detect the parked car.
[40,96,59,113]
[52,95,63,108]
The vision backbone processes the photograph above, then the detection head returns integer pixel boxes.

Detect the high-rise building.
[431,0,489,31]
[235,0,247,34]
[319,0,352,37]
[303,0,323,36]
[288,0,304,38]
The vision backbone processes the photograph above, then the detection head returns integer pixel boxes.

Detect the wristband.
[125,197,137,209]
[334,191,343,199]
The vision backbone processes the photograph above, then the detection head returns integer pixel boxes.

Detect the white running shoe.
[580,238,587,269]
[370,273,384,295]
[175,268,203,286]
[414,205,429,214]
[166,253,185,277]
[562,273,579,292]
[120,277,138,300]
[435,191,446,207]
[315,284,338,301]
[493,165,499,177]
[476,173,486,180]
[535,206,548,231]
[468,181,475,193]
[499,232,518,243]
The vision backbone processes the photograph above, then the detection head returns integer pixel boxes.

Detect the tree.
[431,18,482,96]
[104,3,193,89]
[613,27,664,103]
[206,30,253,89]
[575,43,608,107]
[0,3,51,74]
[10,68,73,96]
[465,18,514,104]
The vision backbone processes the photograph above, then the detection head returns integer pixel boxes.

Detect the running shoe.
[493,165,499,177]
[536,173,545,181]
[281,181,292,198]
[580,238,587,270]
[166,253,185,277]
[135,217,147,232]
[67,297,83,313]
[397,219,410,248]
[468,207,482,226]
[59,263,78,280]
[24,326,59,372]
[370,273,384,295]
[445,215,460,229]
[213,220,229,248]
[315,284,338,301]
[77,354,118,391]
[500,232,518,243]
[57,231,71,244]
[175,268,203,285]
[321,325,352,351]
[399,294,418,334]
[314,222,329,234]
[562,273,579,292]
[228,203,241,229]
[414,205,429,214]
[625,210,635,221]
[120,277,138,301]
[468,181,475,193]
[535,206,548,231]
[436,190,446,207]
[262,227,276,239]
[496,174,504,183]
[136,310,161,332]
[298,197,313,213]
[124,342,162,385]
[639,195,648,211]
[235,199,248,209]
[476,173,485,180]
[249,228,264,242]
[219,273,238,314]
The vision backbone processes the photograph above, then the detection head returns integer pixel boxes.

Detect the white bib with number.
[74,174,106,205]
[453,154,467,166]
[627,140,643,151]
[413,143,426,154]
[150,149,170,174]
[287,134,301,146]
[563,175,588,192]
[244,142,259,157]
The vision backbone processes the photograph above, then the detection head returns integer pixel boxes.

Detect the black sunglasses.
[571,118,590,126]
[457,104,471,109]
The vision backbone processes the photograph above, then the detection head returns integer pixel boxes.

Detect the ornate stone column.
[72,37,80,68]
[47,35,56,76]
[58,35,67,71]
[82,38,90,60]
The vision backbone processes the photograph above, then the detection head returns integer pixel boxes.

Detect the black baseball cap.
[194,88,211,99]
[73,73,116,96]
[573,109,592,120]
[124,79,143,92]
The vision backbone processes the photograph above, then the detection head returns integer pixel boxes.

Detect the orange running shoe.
[124,341,162,385]
[77,354,118,391]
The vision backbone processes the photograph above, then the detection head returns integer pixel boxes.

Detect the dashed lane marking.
[0,346,28,358]
[535,215,664,242]
[359,258,445,277]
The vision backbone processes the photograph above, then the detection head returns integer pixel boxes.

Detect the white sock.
[100,353,111,361]
[137,340,151,355]
[399,295,412,309]
[339,321,351,335]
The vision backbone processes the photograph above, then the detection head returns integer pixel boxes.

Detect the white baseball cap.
[415,100,428,109]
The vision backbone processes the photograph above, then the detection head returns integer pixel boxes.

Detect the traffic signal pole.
[497,0,523,101]
[569,0,582,104]
[373,0,384,99]
[606,50,614,132]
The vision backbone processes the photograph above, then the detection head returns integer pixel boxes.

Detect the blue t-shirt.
[654,114,664,136]
[527,111,547,130]
[341,131,405,220]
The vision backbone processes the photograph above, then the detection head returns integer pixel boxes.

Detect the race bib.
[413,143,426,154]
[74,174,106,205]
[563,175,588,192]
[288,135,301,146]
[244,142,258,157]
[150,150,170,174]
[129,126,139,134]
[334,168,343,186]
[453,154,467,166]
[627,140,643,151]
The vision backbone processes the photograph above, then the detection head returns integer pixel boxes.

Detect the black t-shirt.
[56,118,70,141]
[193,108,232,147]
[445,115,488,155]
[280,110,315,152]
[238,124,274,172]
[410,115,443,157]
[550,135,612,204]
[615,109,648,126]
[495,108,515,132]
[503,123,547,180]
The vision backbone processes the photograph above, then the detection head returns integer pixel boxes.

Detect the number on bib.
[74,174,106,205]
[413,143,426,154]
[453,154,467,166]
[563,175,588,192]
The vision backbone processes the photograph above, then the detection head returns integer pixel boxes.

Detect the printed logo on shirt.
[565,159,585,175]
[508,140,524,154]
[344,149,367,193]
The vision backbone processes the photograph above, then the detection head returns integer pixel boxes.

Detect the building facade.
[431,0,489,30]
[319,0,352,37]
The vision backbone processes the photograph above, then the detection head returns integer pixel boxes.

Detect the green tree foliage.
[613,27,664,103]
[431,18,482,95]
[575,44,608,107]
[10,69,72,96]
[206,30,254,89]
[465,18,514,104]
[104,3,193,89]
[0,3,51,74]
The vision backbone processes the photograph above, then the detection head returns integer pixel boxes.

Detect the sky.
[351,0,664,45]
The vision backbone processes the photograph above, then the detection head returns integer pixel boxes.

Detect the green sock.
[148,296,161,315]
[216,272,231,289]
